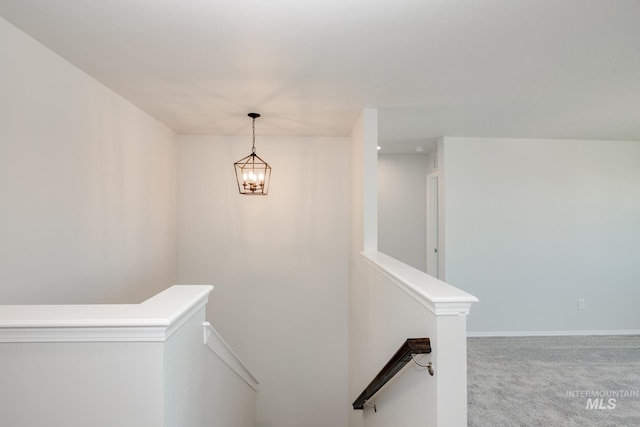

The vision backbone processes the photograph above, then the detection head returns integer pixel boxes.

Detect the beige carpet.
[467,335,640,427]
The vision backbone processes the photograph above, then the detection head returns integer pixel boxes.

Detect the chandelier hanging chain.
[251,115,256,154]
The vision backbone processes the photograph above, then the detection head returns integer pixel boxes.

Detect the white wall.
[177,135,350,427]
[163,309,207,427]
[0,286,256,427]
[350,254,475,427]
[350,113,474,427]
[204,325,258,427]
[348,109,378,427]
[0,340,165,427]
[0,17,178,304]
[442,137,640,333]
[351,261,439,427]
[377,154,430,271]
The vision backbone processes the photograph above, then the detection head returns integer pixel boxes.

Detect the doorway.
[426,172,439,277]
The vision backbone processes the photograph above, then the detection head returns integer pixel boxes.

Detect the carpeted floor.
[467,335,640,427]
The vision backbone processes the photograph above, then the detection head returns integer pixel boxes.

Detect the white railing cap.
[362,252,478,315]
[0,285,213,342]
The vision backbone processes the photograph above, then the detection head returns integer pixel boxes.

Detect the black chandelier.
[234,113,271,195]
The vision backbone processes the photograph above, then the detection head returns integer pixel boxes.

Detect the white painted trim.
[426,171,439,278]
[362,251,478,316]
[0,285,213,343]
[164,294,209,340]
[362,108,379,253]
[0,326,170,343]
[468,330,640,337]
[203,322,259,390]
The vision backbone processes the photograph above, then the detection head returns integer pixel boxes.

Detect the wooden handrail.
[352,338,431,410]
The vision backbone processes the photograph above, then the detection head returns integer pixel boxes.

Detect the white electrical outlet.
[578,298,586,310]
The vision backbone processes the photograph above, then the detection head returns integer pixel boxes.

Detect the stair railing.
[352,337,432,410]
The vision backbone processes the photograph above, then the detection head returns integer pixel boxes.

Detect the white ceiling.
[1,0,639,153]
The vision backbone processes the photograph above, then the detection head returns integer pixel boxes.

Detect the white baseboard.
[468,329,640,337]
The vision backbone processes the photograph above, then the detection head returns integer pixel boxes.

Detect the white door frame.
[426,171,439,278]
